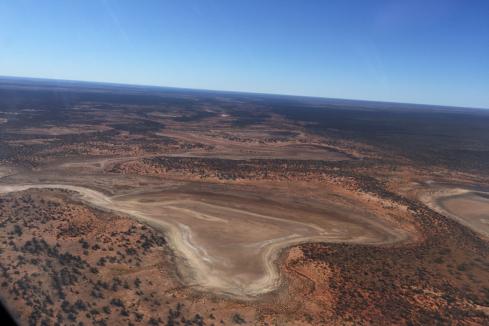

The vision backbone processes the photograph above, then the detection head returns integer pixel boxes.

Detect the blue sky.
[0,0,488,108]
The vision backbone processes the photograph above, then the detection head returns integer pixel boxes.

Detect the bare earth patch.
[0,181,411,298]
[421,187,489,239]
[11,124,112,136]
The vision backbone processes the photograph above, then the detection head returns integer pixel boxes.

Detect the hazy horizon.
[2,74,488,111]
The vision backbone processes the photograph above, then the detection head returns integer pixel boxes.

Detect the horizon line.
[1,74,488,111]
